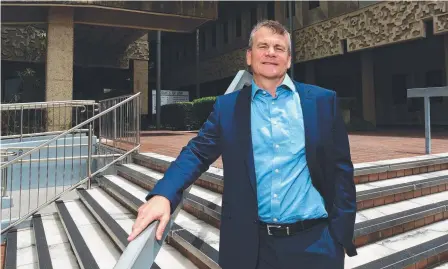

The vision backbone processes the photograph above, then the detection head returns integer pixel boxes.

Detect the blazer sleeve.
[145,98,223,214]
[328,92,358,257]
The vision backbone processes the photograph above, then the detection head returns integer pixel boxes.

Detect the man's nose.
[266,47,276,56]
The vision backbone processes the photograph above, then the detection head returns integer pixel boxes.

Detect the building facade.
[2,1,448,128]
[162,1,448,127]
[1,1,218,126]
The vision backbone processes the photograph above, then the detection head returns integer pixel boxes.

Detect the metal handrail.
[2,129,89,140]
[1,92,141,235]
[1,144,140,234]
[1,100,97,111]
[0,93,140,169]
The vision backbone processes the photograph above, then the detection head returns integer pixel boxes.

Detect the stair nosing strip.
[171,223,220,265]
[133,153,224,182]
[55,200,100,269]
[4,229,17,269]
[119,165,222,214]
[354,232,448,269]
[355,200,448,237]
[77,188,130,251]
[77,188,164,269]
[356,175,448,201]
[33,214,53,269]
[101,175,145,209]
[104,174,220,267]
[354,156,448,176]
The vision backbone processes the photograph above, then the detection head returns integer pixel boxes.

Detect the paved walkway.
[139,129,448,169]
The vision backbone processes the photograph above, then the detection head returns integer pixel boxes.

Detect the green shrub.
[161,102,198,130]
[192,96,217,126]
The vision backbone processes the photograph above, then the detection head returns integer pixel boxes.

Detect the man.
[128,20,357,269]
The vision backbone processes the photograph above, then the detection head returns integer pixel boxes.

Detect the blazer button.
[253,220,258,224]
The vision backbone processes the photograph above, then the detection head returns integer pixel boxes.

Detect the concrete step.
[354,191,448,247]
[346,219,448,269]
[117,163,222,228]
[433,262,448,268]
[133,152,448,188]
[3,213,80,269]
[55,199,121,269]
[133,152,224,193]
[356,170,448,210]
[76,186,199,269]
[118,161,448,251]
[353,153,448,184]
[99,174,221,269]
[34,213,80,269]
[4,227,37,269]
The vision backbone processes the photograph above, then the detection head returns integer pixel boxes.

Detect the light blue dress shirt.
[251,74,328,224]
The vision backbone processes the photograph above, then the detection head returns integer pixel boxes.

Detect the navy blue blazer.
[147,81,358,269]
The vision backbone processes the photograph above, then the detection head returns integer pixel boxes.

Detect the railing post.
[20,106,24,142]
[87,124,93,189]
[114,102,117,140]
[424,96,431,154]
[1,151,7,197]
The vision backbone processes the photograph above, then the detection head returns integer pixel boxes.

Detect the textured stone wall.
[1,25,47,62]
[2,25,149,69]
[295,1,448,63]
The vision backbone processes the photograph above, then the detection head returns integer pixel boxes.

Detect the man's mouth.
[262,62,278,66]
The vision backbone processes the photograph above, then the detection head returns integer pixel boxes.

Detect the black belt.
[259,218,328,236]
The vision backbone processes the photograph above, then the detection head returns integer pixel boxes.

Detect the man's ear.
[246,49,252,67]
[287,54,292,69]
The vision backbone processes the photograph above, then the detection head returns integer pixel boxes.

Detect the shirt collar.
[251,73,296,100]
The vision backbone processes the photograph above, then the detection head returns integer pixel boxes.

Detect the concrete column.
[45,7,74,131]
[132,59,149,124]
[361,50,376,126]
[305,61,315,84]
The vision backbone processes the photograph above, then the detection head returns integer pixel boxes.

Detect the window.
[250,8,257,27]
[426,70,443,103]
[267,2,275,20]
[212,26,216,47]
[200,30,206,51]
[223,21,229,43]
[391,74,407,105]
[309,1,320,10]
[236,13,242,37]
[285,2,295,18]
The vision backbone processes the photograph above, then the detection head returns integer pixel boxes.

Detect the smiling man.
[128,20,357,269]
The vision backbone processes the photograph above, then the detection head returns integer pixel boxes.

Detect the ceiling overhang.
[2,1,218,33]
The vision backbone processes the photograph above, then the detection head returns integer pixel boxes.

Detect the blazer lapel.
[234,86,258,195]
[295,81,318,172]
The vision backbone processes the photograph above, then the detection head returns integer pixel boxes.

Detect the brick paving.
[139,129,448,169]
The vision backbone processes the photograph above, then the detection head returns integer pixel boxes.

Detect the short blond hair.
[248,20,291,54]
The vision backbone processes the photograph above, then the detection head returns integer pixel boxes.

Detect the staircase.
[3,151,448,269]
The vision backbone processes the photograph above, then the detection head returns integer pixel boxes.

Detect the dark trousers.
[256,222,345,269]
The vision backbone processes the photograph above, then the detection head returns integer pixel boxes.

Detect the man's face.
[246,27,291,80]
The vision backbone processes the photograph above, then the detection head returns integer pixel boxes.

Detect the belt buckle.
[266,224,281,236]
[267,224,289,236]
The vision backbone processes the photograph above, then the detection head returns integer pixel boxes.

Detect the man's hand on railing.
[127,195,171,242]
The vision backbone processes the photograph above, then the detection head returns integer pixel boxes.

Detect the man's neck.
[253,74,286,97]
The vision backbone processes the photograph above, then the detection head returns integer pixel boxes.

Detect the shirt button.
[272,101,274,105]
[275,144,279,149]
[273,194,278,198]
[273,218,278,222]
[275,169,279,173]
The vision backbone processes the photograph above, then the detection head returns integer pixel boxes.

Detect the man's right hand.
[127,195,171,242]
